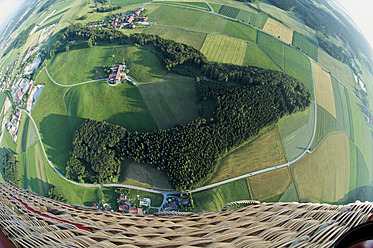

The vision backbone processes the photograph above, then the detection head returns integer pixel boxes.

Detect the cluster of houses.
[21,41,40,65]
[6,112,21,142]
[87,8,148,30]
[163,196,191,211]
[12,77,33,106]
[118,194,151,214]
[0,55,19,91]
[108,63,136,85]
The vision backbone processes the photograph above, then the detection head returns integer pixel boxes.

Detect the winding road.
[5,3,367,209]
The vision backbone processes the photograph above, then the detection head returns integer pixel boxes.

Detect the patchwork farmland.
[263,18,294,44]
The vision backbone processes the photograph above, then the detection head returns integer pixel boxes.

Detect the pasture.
[313,62,336,118]
[242,44,281,71]
[210,126,287,183]
[247,167,292,201]
[257,31,285,69]
[137,73,199,129]
[222,21,257,43]
[292,132,350,203]
[193,179,251,212]
[292,31,319,61]
[236,9,268,29]
[318,49,356,92]
[143,25,207,50]
[278,104,315,162]
[200,34,247,65]
[263,18,293,44]
[48,45,167,84]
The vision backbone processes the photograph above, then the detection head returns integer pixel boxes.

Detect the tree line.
[3,152,21,187]
[2,24,36,57]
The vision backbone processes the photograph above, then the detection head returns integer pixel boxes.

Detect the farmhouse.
[109,64,126,83]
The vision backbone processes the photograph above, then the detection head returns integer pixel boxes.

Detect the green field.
[210,126,286,183]
[223,21,257,43]
[279,181,299,202]
[48,45,167,84]
[311,105,339,150]
[111,0,150,5]
[247,167,292,201]
[236,9,268,29]
[218,5,240,18]
[292,31,319,61]
[331,76,346,131]
[209,3,222,13]
[319,49,356,92]
[200,34,247,65]
[153,0,210,10]
[193,179,251,212]
[143,25,207,50]
[137,73,199,129]
[257,32,285,69]
[279,104,315,161]
[292,132,350,203]
[32,68,157,174]
[242,44,281,71]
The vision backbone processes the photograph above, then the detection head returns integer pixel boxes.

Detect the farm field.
[247,167,292,201]
[331,76,346,131]
[137,73,199,129]
[263,18,293,44]
[153,0,210,11]
[208,0,259,12]
[111,0,150,6]
[278,104,315,162]
[311,105,339,150]
[119,159,172,190]
[279,182,299,202]
[292,132,350,203]
[257,31,285,69]
[313,62,336,118]
[209,126,287,184]
[193,179,251,212]
[292,31,319,61]
[218,5,240,18]
[236,9,268,29]
[32,68,157,174]
[143,25,207,50]
[242,44,281,71]
[48,45,167,85]
[318,49,356,92]
[200,34,247,65]
[222,21,257,43]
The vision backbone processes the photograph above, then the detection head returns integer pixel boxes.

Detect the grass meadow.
[153,0,210,11]
[193,179,251,212]
[311,105,339,150]
[210,126,287,184]
[242,44,281,71]
[236,10,268,29]
[292,132,350,203]
[247,167,291,201]
[278,104,315,162]
[200,34,247,65]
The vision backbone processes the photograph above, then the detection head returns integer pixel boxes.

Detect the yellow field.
[292,132,350,203]
[210,126,287,183]
[247,167,292,201]
[263,18,293,44]
[313,62,336,118]
[200,34,247,65]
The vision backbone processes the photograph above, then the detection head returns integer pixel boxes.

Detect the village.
[87,7,150,29]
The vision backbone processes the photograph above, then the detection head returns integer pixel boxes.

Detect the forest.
[3,152,21,187]
[63,29,311,189]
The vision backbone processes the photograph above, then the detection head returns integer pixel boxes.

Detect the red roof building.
[143,17,148,21]
[115,65,123,81]
[137,208,142,214]
[129,207,137,214]
[127,16,134,23]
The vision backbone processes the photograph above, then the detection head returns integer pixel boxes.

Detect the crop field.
[48,45,167,85]
[344,88,354,141]
[243,44,281,71]
[279,104,315,162]
[200,34,247,65]
[218,5,240,18]
[210,126,287,183]
[148,5,227,33]
[111,0,150,5]
[318,50,356,92]
[236,10,268,29]
[292,132,350,203]
[279,182,299,202]
[207,0,258,12]
[32,69,157,173]
[119,159,172,190]
[263,18,294,44]
[143,25,207,50]
[331,76,346,131]
[137,73,199,129]
[209,3,222,13]
[247,167,291,201]
[153,0,210,11]
[313,62,336,118]
[222,21,257,43]
[311,105,338,150]
[347,90,373,174]
[257,32,285,69]
[284,45,314,96]
[193,179,251,212]
[292,31,319,61]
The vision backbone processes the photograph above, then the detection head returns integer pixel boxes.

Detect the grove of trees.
[3,152,21,186]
